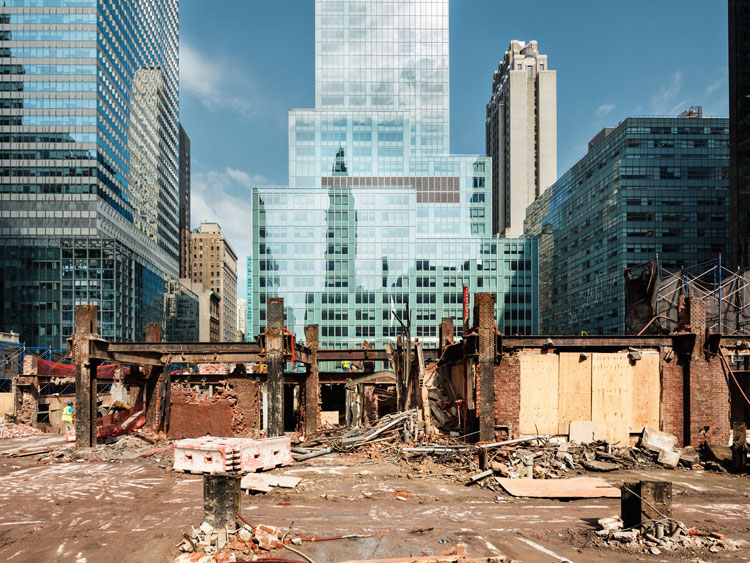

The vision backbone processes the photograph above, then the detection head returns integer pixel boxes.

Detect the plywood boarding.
[518,353,559,435]
[591,353,633,445]
[495,476,621,499]
[558,352,592,430]
[631,351,660,433]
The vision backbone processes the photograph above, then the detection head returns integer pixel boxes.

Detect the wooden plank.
[631,351,660,433]
[495,477,621,499]
[518,353,559,435]
[558,352,591,433]
[591,353,633,445]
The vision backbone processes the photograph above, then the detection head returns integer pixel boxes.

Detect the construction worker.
[62,401,74,432]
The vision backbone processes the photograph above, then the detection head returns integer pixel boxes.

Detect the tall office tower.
[128,67,180,263]
[189,223,238,341]
[179,124,191,278]
[486,40,557,237]
[237,298,247,342]
[0,0,180,348]
[250,0,538,348]
[729,0,750,267]
[525,114,730,334]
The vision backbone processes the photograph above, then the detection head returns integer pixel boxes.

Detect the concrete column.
[304,324,320,437]
[266,298,284,437]
[203,473,240,531]
[476,293,496,442]
[73,305,99,448]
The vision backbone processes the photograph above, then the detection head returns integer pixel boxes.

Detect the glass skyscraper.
[525,115,730,334]
[250,0,538,348]
[0,0,180,348]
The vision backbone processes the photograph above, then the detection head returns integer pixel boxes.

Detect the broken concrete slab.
[569,420,597,444]
[657,449,681,468]
[679,445,700,465]
[640,426,678,453]
[239,473,302,493]
[495,477,621,498]
[582,460,621,472]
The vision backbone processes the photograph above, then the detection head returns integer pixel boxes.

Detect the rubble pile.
[0,420,44,439]
[37,432,172,465]
[595,515,741,556]
[177,519,368,561]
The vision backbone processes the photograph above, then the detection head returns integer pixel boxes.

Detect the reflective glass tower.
[0,0,181,348]
[250,0,538,348]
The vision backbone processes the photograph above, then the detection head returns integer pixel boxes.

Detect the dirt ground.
[0,435,749,562]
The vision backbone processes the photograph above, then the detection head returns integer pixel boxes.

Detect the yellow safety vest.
[62,406,73,422]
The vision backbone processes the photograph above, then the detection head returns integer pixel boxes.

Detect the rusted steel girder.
[304,324,320,436]
[266,298,285,437]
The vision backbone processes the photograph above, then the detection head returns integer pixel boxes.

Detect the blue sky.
[179,0,729,299]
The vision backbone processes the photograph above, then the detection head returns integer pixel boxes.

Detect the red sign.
[463,285,469,326]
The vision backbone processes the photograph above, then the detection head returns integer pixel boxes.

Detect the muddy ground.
[0,436,748,562]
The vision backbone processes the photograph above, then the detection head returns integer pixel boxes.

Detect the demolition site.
[0,293,749,563]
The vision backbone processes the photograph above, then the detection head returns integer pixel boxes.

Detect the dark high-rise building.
[0,0,180,348]
[729,0,750,267]
[525,115,730,334]
[179,124,191,278]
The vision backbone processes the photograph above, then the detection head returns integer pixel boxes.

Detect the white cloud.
[650,70,688,115]
[595,103,615,117]
[191,167,268,299]
[226,168,266,188]
[706,77,725,95]
[180,43,257,119]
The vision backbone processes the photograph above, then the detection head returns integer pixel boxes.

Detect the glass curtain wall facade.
[729,0,750,268]
[525,117,730,335]
[250,0,538,348]
[0,0,180,348]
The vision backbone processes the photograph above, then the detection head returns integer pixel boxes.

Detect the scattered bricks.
[254,525,283,551]
[621,480,672,529]
[657,449,681,468]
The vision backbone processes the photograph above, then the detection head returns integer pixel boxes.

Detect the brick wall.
[226,375,261,436]
[489,346,731,448]
[168,385,234,439]
[688,356,731,446]
[168,376,262,439]
[660,350,686,446]
[494,355,520,437]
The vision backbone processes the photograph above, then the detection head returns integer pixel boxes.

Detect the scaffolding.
[626,256,750,336]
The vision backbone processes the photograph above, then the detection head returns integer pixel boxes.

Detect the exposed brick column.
[304,324,320,437]
[144,323,163,428]
[145,322,162,343]
[73,305,99,448]
[439,317,454,355]
[494,357,520,436]
[476,293,496,442]
[688,298,706,360]
[266,298,284,437]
